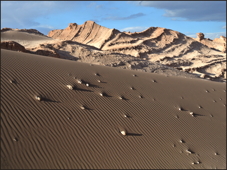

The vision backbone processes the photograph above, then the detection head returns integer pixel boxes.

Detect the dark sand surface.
[1,49,226,169]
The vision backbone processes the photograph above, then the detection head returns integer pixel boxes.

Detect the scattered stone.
[80,106,85,110]
[67,85,73,90]
[13,138,18,142]
[35,95,41,101]
[189,112,195,117]
[179,139,185,143]
[120,130,127,136]
[186,149,193,154]
[123,114,130,118]
[9,79,16,84]
[77,79,83,84]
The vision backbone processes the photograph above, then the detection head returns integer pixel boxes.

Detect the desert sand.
[1,49,226,169]
[1,29,61,48]
[1,22,226,169]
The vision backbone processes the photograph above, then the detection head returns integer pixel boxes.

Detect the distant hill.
[48,21,226,82]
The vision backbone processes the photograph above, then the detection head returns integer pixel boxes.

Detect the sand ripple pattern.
[1,49,226,169]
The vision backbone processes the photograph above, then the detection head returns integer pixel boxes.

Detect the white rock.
[189,112,194,117]
[77,79,82,84]
[67,85,73,90]
[121,130,126,136]
[35,95,41,101]
[80,106,85,110]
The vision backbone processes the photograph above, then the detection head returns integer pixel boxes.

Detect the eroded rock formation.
[1,41,27,52]
[194,33,226,53]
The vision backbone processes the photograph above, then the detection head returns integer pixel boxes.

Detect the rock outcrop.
[1,41,60,58]
[48,21,225,58]
[1,28,12,32]
[194,33,226,53]
[196,33,205,41]
[47,21,226,82]
[1,41,27,52]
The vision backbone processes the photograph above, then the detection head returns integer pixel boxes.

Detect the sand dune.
[1,29,60,48]
[1,49,226,169]
[1,30,200,80]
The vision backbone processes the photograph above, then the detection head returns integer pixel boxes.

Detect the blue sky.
[1,1,226,39]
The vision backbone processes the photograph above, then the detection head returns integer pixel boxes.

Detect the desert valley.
[1,21,226,169]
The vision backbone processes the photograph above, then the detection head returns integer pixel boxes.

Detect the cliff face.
[48,21,225,59]
[47,21,226,82]
[48,21,116,49]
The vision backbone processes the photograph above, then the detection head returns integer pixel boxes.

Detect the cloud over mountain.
[136,1,226,22]
[103,13,145,20]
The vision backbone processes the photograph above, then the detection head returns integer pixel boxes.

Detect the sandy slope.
[1,49,226,169]
[1,30,200,80]
[1,30,61,48]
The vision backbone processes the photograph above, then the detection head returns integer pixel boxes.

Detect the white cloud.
[135,1,226,22]
[88,2,103,9]
[103,13,145,21]
[222,26,226,29]
[121,26,149,32]
[35,25,55,30]
[1,1,79,29]
[204,32,226,40]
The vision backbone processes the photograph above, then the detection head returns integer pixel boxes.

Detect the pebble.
[189,112,195,117]
[80,106,85,110]
[13,138,18,142]
[67,85,73,90]
[77,79,83,84]
[120,130,127,136]
[35,95,41,101]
